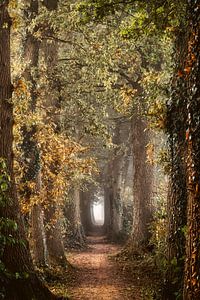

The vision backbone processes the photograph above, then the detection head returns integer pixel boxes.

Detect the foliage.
[150,192,168,273]
[77,0,187,35]
[7,0,200,298]
[38,265,71,299]
[75,2,200,299]
[10,3,99,219]
[0,159,18,297]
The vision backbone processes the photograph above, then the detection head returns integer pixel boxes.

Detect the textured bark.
[31,203,47,266]
[101,118,133,241]
[0,3,55,299]
[106,119,133,241]
[165,139,187,298]
[110,125,123,238]
[40,0,67,267]
[102,185,111,234]
[163,22,188,299]
[129,115,153,248]
[44,205,66,266]
[183,3,200,298]
[80,188,95,234]
[21,0,47,267]
[184,140,200,299]
[64,187,86,248]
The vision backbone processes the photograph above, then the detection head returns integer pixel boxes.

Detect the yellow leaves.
[165,26,176,33]
[14,79,29,98]
[12,78,98,214]
[92,43,102,51]
[8,1,23,31]
[146,143,155,165]
[17,122,98,212]
[115,86,137,115]
[147,101,167,130]
[11,15,22,30]
[8,0,18,9]
[114,48,122,59]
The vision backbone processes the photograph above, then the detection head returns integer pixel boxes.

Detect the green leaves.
[0,158,11,206]
[0,182,8,192]
[0,218,18,231]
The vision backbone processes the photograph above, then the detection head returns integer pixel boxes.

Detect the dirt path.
[67,236,142,300]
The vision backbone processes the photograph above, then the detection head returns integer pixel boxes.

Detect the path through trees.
[67,236,157,300]
[1,1,200,299]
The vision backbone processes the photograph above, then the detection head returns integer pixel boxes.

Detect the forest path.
[67,236,142,300]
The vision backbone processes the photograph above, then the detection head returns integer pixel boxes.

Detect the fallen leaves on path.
[67,236,142,300]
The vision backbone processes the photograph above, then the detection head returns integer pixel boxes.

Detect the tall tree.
[21,0,47,267]
[65,186,86,248]
[0,1,56,299]
[41,0,67,267]
[182,2,200,298]
[165,29,188,299]
[130,114,153,248]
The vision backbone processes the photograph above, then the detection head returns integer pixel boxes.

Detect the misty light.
[91,197,104,226]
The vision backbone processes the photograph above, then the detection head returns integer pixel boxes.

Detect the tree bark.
[80,187,95,234]
[40,0,67,267]
[163,18,188,299]
[183,3,200,298]
[20,0,47,267]
[44,204,66,266]
[64,187,86,248]
[31,204,47,266]
[129,114,153,248]
[0,2,56,299]
[105,119,133,241]
[110,124,124,239]
[103,184,112,235]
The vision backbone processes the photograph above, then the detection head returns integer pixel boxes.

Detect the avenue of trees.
[0,0,200,299]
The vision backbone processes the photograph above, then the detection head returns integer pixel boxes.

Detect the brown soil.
[67,236,142,300]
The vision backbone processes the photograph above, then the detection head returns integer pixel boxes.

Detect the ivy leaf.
[1,182,8,192]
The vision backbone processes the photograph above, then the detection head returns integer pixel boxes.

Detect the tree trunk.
[31,203,47,266]
[80,187,95,234]
[21,0,47,267]
[103,118,133,241]
[64,187,86,248]
[110,141,124,239]
[164,19,188,299]
[129,115,153,248]
[103,185,111,235]
[0,3,55,299]
[183,3,200,298]
[40,0,67,267]
[108,120,131,240]
[44,204,66,266]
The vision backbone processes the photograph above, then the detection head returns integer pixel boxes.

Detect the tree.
[64,186,86,248]
[21,0,47,267]
[103,117,133,241]
[180,2,200,298]
[0,1,56,299]
[76,0,189,296]
[165,28,188,299]
[41,0,67,267]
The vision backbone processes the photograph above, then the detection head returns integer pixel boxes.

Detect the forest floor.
[65,236,160,300]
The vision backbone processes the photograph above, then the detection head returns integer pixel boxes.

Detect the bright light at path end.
[92,200,104,226]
